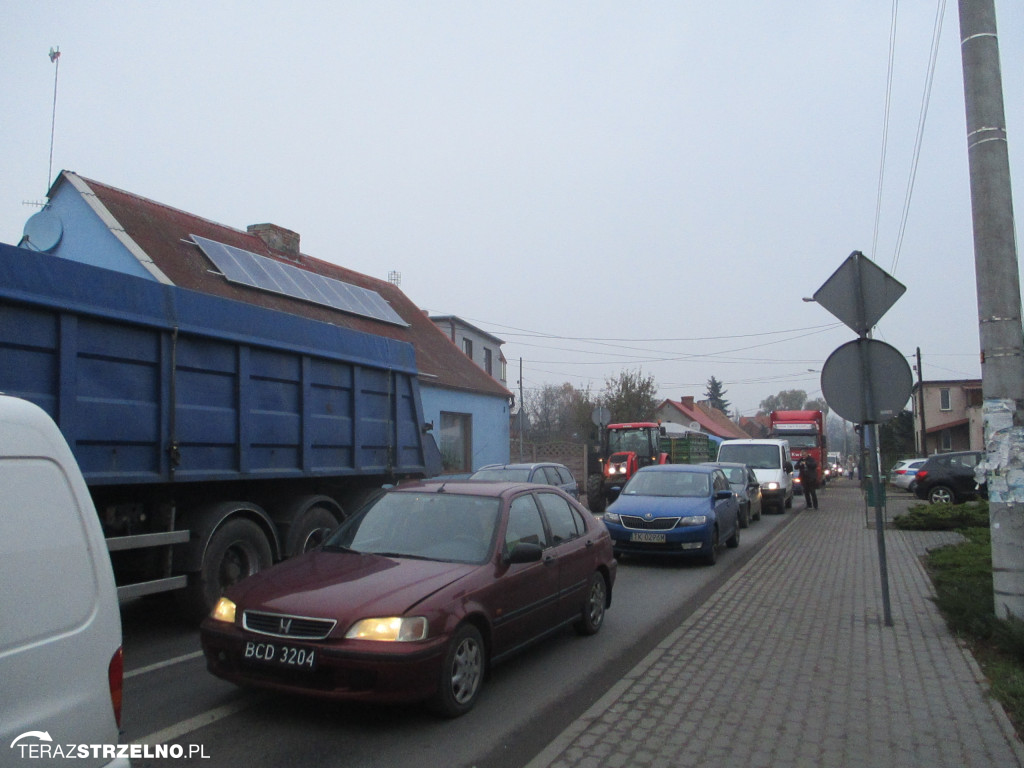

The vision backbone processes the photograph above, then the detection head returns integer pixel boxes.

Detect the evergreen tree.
[704,376,731,413]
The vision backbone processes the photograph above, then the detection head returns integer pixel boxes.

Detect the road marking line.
[125,650,205,679]
[131,696,265,746]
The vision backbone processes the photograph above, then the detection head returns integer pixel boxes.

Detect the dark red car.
[200,480,616,717]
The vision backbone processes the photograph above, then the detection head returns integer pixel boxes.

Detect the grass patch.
[911,502,1024,736]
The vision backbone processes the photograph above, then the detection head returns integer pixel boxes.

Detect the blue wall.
[420,386,510,471]
[41,184,156,279]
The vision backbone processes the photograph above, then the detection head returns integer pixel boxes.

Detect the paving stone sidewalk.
[526,479,1024,768]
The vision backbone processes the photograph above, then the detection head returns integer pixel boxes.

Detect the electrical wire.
[890,0,947,274]
[872,0,900,261]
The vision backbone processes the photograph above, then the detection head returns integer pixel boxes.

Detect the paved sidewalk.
[527,479,1024,768]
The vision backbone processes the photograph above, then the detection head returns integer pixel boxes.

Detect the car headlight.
[345,616,428,642]
[764,482,780,491]
[603,511,620,523]
[677,515,708,527]
[210,597,237,623]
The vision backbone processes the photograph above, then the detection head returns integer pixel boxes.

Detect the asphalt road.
[120,499,807,768]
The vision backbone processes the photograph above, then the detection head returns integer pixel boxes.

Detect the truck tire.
[284,505,340,557]
[586,475,606,514]
[179,518,272,621]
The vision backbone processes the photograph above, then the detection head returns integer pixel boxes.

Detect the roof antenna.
[47,46,61,191]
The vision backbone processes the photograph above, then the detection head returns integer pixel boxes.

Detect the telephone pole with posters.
[958,0,1024,618]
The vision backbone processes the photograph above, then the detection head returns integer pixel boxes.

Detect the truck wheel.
[284,505,340,557]
[586,475,606,514]
[180,518,272,621]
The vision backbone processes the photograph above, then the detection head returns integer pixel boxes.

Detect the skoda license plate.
[630,532,666,544]
[243,641,317,670]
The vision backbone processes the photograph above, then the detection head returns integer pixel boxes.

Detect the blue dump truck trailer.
[0,242,441,617]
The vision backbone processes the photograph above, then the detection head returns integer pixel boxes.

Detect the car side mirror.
[784,461,793,473]
[505,542,544,564]
[715,490,733,500]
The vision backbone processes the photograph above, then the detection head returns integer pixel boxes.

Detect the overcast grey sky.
[3,2,1021,418]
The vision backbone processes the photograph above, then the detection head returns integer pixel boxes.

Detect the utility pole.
[958,0,1024,618]
[518,358,524,462]
[916,348,927,456]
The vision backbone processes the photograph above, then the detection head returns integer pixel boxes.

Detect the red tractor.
[586,422,668,513]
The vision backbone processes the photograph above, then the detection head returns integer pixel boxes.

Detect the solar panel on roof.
[191,235,408,327]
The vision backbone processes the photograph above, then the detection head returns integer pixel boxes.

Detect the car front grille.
[618,515,680,531]
[243,611,337,640]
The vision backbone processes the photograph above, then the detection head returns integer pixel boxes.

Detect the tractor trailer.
[769,410,827,486]
[0,243,441,618]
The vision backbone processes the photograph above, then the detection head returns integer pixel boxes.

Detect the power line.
[890,0,947,274]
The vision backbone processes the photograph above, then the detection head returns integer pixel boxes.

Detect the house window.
[941,429,952,451]
[440,412,472,472]
[500,358,507,382]
[484,348,493,376]
[462,338,473,360]
[939,388,951,411]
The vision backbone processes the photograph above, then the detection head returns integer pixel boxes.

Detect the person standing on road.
[799,455,819,510]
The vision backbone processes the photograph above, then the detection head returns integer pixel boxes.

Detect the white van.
[0,395,128,768]
[716,439,794,514]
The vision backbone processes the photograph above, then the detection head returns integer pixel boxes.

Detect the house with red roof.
[22,171,512,472]
[656,396,751,444]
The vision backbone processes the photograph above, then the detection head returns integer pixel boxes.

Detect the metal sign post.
[814,252,911,628]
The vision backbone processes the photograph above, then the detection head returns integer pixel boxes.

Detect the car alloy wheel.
[575,571,607,636]
[929,485,955,505]
[430,624,484,718]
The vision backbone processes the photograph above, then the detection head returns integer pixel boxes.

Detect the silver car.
[889,458,926,493]
[702,461,762,527]
[470,462,580,499]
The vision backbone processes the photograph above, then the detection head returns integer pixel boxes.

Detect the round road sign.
[821,338,913,424]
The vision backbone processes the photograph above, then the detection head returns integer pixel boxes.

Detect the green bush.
[892,500,989,530]
[925,526,1024,733]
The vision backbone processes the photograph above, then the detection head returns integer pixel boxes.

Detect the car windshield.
[722,467,747,484]
[622,471,710,498]
[782,435,818,449]
[608,428,653,454]
[470,467,531,482]
[717,444,781,469]
[324,492,501,564]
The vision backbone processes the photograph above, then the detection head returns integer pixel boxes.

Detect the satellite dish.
[689,422,701,431]
[22,210,63,252]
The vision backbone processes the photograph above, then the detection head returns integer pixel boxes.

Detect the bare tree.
[602,369,658,423]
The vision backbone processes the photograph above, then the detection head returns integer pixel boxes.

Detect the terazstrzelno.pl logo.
[10,731,209,760]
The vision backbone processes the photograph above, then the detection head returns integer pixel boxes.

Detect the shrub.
[892,500,989,530]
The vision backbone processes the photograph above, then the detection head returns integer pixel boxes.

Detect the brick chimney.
[247,223,300,260]
[681,396,695,408]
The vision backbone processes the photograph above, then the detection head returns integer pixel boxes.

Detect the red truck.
[769,410,827,487]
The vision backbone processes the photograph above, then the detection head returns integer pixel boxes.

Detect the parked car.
[601,464,741,565]
[201,480,615,717]
[470,462,579,499]
[703,461,762,527]
[913,451,987,505]
[0,396,128,767]
[889,458,926,493]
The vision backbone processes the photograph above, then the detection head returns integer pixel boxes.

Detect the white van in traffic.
[716,438,794,514]
[0,395,128,768]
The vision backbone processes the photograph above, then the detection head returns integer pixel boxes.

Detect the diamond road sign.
[813,252,906,335]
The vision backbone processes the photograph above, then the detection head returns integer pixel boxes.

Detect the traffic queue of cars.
[198,455,771,716]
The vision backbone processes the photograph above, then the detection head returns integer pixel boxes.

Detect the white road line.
[124,650,205,679]
[131,696,266,746]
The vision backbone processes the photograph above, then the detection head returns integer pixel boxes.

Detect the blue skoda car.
[601,464,740,565]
